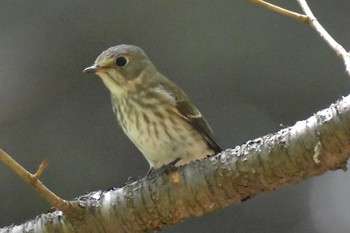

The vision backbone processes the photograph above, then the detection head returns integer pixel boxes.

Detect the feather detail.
[158,82,222,153]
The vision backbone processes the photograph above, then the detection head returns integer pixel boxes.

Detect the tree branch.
[2,94,350,233]
[296,0,350,76]
[0,150,83,232]
[252,0,350,77]
[0,150,69,209]
[250,0,309,23]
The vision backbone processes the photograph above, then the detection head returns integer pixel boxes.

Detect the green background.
[1,1,350,232]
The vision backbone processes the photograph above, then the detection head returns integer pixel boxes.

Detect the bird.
[83,44,221,173]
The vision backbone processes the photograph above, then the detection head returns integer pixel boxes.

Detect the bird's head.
[84,44,157,96]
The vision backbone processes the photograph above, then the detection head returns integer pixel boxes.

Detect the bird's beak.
[83,65,104,74]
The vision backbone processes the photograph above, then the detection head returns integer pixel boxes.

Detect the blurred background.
[1,1,350,232]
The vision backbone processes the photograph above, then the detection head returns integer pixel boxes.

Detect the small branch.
[252,0,350,77]
[297,0,350,76]
[32,159,48,179]
[250,0,309,23]
[0,149,72,212]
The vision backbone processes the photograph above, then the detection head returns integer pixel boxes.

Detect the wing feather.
[158,82,222,153]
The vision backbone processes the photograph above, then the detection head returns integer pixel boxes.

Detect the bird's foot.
[146,158,181,177]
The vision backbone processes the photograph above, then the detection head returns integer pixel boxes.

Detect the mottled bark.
[2,96,350,233]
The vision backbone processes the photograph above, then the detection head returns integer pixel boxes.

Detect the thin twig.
[33,159,48,179]
[0,149,72,212]
[252,0,350,77]
[251,0,309,23]
[297,0,350,76]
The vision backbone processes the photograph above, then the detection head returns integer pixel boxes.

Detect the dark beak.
[83,65,102,74]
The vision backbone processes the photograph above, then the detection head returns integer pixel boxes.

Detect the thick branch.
[2,94,350,233]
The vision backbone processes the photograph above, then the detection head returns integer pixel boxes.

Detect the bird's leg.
[160,158,180,173]
[146,158,181,177]
[146,167,155,176]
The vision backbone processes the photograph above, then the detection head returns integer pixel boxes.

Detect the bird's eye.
[116,56,128,67]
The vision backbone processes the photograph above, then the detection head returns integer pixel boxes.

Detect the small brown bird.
[83,45,221,172]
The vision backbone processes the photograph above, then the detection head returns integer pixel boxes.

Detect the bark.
[1,95,350,233]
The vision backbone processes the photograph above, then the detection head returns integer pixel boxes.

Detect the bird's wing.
[158,82,222,153]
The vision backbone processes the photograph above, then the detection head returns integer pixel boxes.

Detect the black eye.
[116,56,127,67]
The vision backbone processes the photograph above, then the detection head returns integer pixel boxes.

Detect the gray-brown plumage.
[84,44,221,169]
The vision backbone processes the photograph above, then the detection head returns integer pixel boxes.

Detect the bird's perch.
[2,94,350,233]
